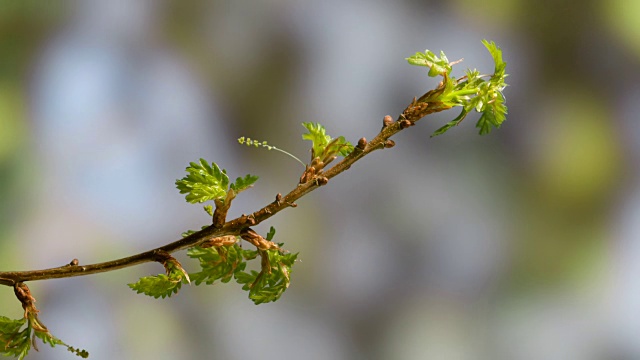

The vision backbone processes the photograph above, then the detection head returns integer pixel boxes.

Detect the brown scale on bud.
[240,228,279,250]
[383,115,393,127]
[201,235,238,248]
[275,193,282,205]
[384,139,396,148]
[357,137,367,150]
[310,157,321,167]
[239,214,256,226]
[322,155,337,167]
[69,258,79,266]
[300,166,316,184]
[399,119,414,129]
[316,176,329,186]
[152,250,173,264]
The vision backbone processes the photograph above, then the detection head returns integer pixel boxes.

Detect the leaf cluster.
[406,39,508,136]
[0,316,88,360]
[188,243,253,285]
[175,158,258,206]
[128,271,186,299]
[235,249,298,304]
[302,122,354,161]
[130,226,297,305]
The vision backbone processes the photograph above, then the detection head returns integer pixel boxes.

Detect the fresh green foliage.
[0,317,30,359]
[235,249,298,305]
[187,243,253,285]
[181,226,208,238]
[186,236,296,305]
[230,174,259,193]
[203,204,214,217]
[0,316,88,359]
[128,271,188,299]
[406,49,453,77]
[129,256,191,299]
[301,122,354,160]
[239,123,353,167]
[266,226,276,241]
[175,158,230,203]
[407,39,508,136]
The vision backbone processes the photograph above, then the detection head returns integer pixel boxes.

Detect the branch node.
[299,165,316,184]
[384,139,396,148]
[316,176,329,186]
[240,228,279,250]
[14,282,37,318]
[200,235,237,248]
[152,250,172,264]
[399,119,414,129]
[212,198,228,229]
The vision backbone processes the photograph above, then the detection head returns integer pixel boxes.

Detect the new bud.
[357,137,367,150]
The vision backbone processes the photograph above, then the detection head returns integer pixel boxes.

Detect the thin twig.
[0,94,450,287]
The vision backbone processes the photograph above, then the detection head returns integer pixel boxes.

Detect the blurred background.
[0,0,637,359]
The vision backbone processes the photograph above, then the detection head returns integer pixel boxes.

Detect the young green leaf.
[406,49,452,76]
[302,122,331,159]
[175,158,229,203]
[0,316,30,359]
[327,136,354,157]
[235,250,298,305]
[204,204,214,217]
[230,174,259,193]
[482,39,507,79]
[410,40,508,137]
[476,91,508,135]
[431,108,470,137]
[181,225,209,238]
[266,226,276,241]
[0,315,88,359]
[128,273,185,299]
[302,122,353,160]
[188,244,247,285]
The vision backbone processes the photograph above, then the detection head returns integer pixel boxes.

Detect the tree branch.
[0,90,450,287]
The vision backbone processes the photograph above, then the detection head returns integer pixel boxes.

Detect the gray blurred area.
[0,0,637,359]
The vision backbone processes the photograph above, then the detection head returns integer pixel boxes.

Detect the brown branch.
[0,91,451,287]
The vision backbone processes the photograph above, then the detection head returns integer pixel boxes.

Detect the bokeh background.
[0,0,638,359]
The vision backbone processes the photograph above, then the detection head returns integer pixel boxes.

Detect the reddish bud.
[383,115,393,127]
[317,176,329,186]
[399,120,413,129]
[357,137,367,150]
[384,139,396,148]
